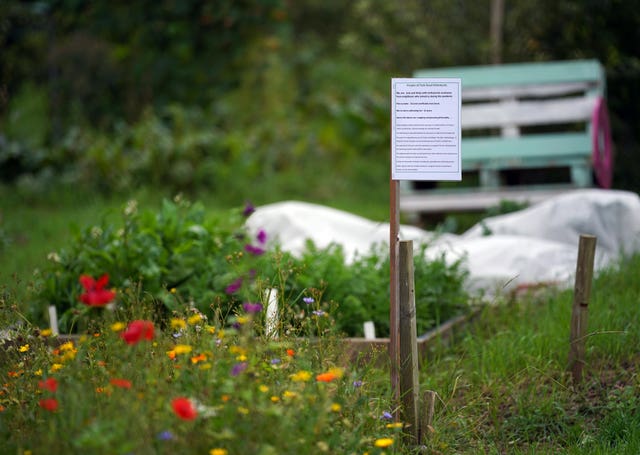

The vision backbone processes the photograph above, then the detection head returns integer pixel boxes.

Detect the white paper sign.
[391,78,462,181]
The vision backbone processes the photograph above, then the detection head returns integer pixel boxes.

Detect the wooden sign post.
[389,78,462,423]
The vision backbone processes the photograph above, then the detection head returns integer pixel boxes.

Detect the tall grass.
[421,255,640,454]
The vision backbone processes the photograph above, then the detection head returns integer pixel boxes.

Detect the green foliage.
[34,197,270,332]
[32,198,469,337]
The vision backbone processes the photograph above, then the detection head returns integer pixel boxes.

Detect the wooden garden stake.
[420,390,437,440]
[399,240,421,443]
[390,178,401,414]
[568,234,597,383]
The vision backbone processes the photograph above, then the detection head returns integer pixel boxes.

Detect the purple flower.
[244,244,265,256]
[225,277,243,294]
[242,202,255,217]
[256,229,267,245]
[303,297,314,305]
[157,430,174,441]
[243,302,263,314]
[270,358,281,365]
[231,362,248,377]
[312,310,325,317]
[381,411,393,420]
[353,380,363,388]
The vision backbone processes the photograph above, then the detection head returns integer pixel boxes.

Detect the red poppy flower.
[109,378,132,389]
[38,377,58,393]
[39,398,59,411]
[120,320,154,345]
[171,397,197,420]
[79,274,116,307]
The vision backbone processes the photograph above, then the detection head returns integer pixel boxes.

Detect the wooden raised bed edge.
[340,306,483,367]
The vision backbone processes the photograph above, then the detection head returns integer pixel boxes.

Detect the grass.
[2,187,639,453]
[420,256,640,454]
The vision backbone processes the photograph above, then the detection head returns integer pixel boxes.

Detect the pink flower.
[79,274,116,307]
[242,202,255,217]
[242,302,263,314]
[172,397,197,420]
[120,320,154,345]
[244,244,265,256]
[225,277,243,294]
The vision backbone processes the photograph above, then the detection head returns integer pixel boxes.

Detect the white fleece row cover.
[245,189,640,295]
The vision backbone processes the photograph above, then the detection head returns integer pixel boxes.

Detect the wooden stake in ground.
[399,240,421,443]
[389,177,401,414]
[568,234,597,382]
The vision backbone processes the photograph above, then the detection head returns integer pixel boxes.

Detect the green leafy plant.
[34,197,274,333]
[33,198,469,337]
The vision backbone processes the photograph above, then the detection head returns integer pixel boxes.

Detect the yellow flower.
[173,344,192,355]
[270,396,280,402]
[33,369,43,376]
[59,341,75,352]
[236,354,248,362]
[386,422,404,429]
[110,322,125,332]
[374,438,394,448]
[199,363,212,370]
[187,314,203,325]
[170,318,187,329]
[229,345,246,355]
[40,328,53,337]
[283,390,298,399]
[19,344,29,352]
[50,363,63,372]
[170,287,177,294]
[330,403,342,412]
[290,370,312,382]
[236,316,249,325]
[206,325,216,334]
[259,384,269,393]
[210,449,228,455]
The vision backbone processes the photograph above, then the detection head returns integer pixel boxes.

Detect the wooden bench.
[400,59,613,215]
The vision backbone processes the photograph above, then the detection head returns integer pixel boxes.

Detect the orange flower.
[316,367,344,383]
[191,353,207,364]
[316,372,338,383]
[286,349,295,357]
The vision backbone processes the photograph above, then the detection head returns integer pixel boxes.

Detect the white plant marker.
[265,289,279,339]
[48,305,59,336]
[363,321,376,340]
